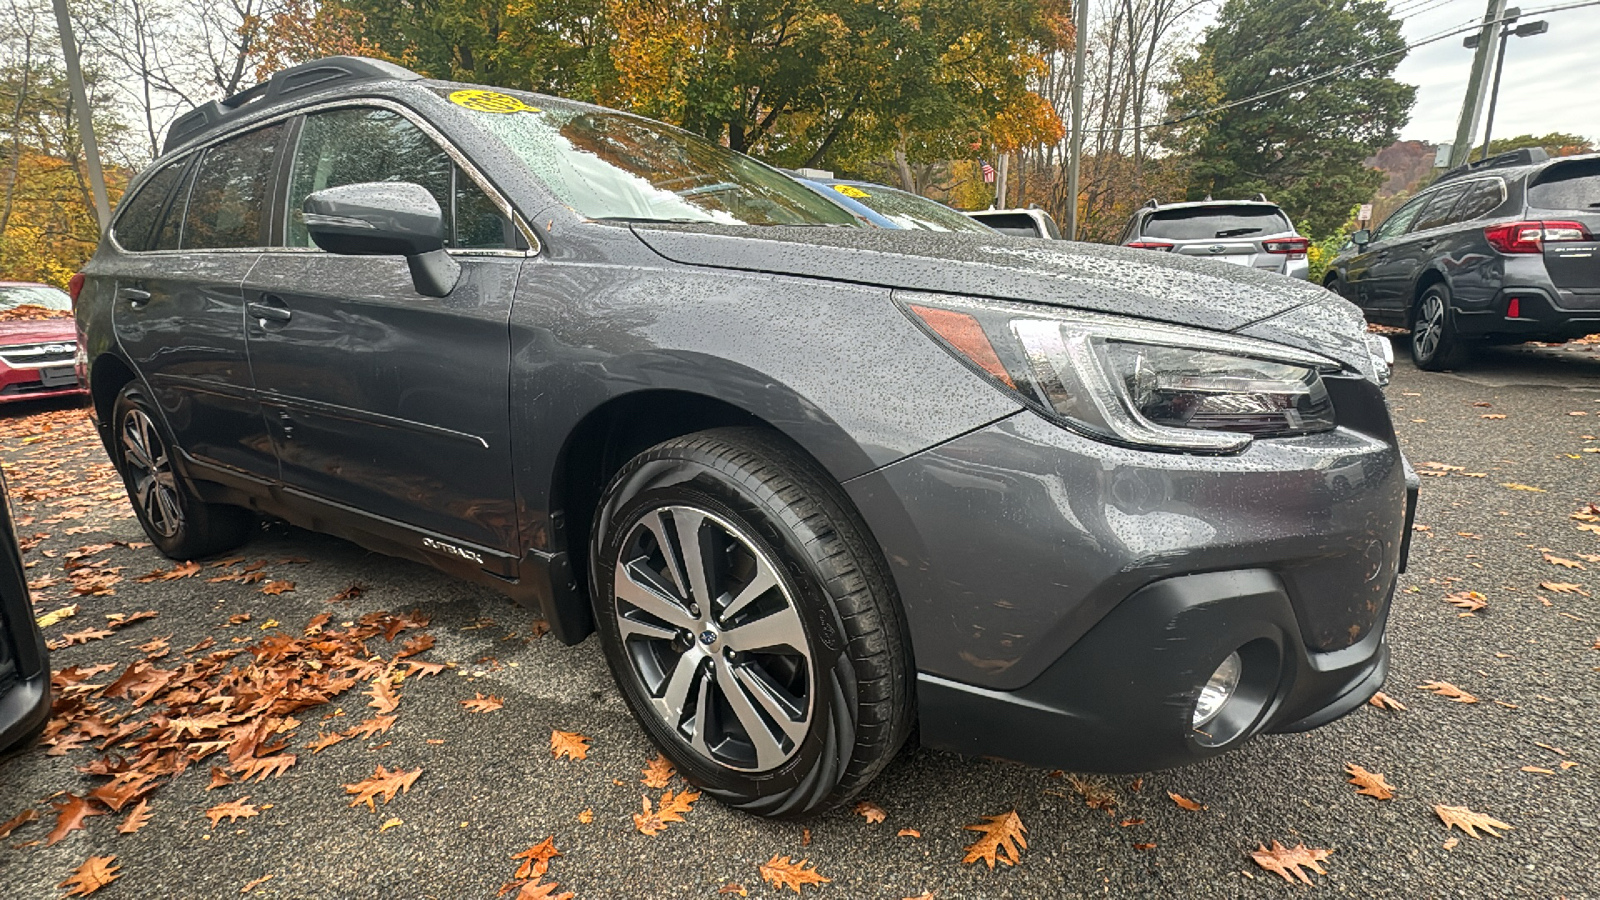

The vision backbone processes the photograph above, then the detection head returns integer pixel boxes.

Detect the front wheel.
[589,428,912,817]
[111,382,255,560]
[1410,284,1468,370]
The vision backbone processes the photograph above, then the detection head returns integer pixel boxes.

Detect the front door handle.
[248,297,292,325]
[117,287,151,307]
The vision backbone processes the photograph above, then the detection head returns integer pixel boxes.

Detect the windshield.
[441,88,858,227]
[828,183,993,234]
[1142,206,1293,240]
[0,284,71,314]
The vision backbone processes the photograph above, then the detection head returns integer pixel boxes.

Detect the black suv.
[1326,148,1600,369]
[77,57,1411,817]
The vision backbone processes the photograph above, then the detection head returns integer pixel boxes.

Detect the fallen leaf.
[759,855,830,893]
[0,808,38,838]
[48,795,106,845]
[366,678,401,715]
[461,693,504,713]
[1250,841,1333,884]
[717,886,750,897]
[1499,482,1546,492]
[512,881,574,900]
[1480,414,1506,419]
[116,800,151,835]
[307,732,349,753]
[512,836,561,879]
[1543,553,1586,570]
[380,817,403,832]
[961,810,1027,868]
[240,874,275,893]
[577,808,593,824]
[1443,837,1459,850]
[855,800,887,824]
[898,828,921,838]
[1520,766,1555,775]
[640,754,676,789]
[1133,841,1157,851]
[632,788,699,835]
[346,715,397,739]
[260,580,295,595]
[344,766,422,811]
[205,798,260,828]
[59,855,120,896]
[1167,791,1204,811]
[1419,681,1479,703]
[1540,582,1589,596]
[234,754,296,782]
[550,730,590,761]
[1368,691,1407,711]
[1345,764,1395,800]
[1443,590,1487,613]
[901,894,934,900]
[36,604,79,628]
[1435,804,1513,839]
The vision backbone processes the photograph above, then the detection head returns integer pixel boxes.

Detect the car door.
[1350,193,1429,317]
[242,104,524,563]
[111,124,286,482]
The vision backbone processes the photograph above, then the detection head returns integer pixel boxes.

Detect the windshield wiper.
[1215,227,1263,238]
[594,216,709,225]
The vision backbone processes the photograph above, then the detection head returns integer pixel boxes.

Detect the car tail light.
[1125,241,1173,252]
[1263,237,1308,260]
[1484,220,1591,254]
[68,272,86,308]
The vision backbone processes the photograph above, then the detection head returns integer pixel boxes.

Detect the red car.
[0,281,84,404]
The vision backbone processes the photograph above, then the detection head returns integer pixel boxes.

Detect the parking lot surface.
[1,338,1597,899]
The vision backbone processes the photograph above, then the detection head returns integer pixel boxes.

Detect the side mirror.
[1350,228,1372,248]
[303,182,460,298]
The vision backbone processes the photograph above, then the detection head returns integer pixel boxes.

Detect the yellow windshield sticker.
[832,184,871,199]
[448,89,539,114]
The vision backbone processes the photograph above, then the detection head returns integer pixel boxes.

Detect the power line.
[1085,0,1600,134]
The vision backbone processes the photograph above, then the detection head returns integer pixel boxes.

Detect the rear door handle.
[117,287,150,306]
[247,297,292,324]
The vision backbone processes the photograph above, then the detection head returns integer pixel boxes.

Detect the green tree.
[1484,132,1594,158]
[1160,0,1414,237]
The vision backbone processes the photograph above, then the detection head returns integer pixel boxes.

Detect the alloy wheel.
[1413,292,1444,362]
[613,505,814,772]
[120,407,183,538]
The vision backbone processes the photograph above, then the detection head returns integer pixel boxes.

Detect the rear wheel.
[589,428,912,817]
[1410,284,1468,370]
[112,383,254,560]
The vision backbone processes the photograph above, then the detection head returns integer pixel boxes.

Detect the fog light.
[1193,652,1242,728]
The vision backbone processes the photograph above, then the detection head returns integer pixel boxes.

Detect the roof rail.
[1143,198,1160,209]
[1255,192,1268,202]
[1430,146,1550,186]
[162,56,422,155]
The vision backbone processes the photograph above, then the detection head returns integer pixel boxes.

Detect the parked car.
[0,467,50,752]
[1119,198,1310,280]
[965,207,1062,239]
[0,282,86,405]
[1325,148,1600,369]
[792,176,996,235]
[77,57,1412,817]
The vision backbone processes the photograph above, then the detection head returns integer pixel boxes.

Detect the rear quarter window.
[112,162,186,252]
[1142,206,1292,240]
[1527,159,1600,211]
[1450,179,1506,223]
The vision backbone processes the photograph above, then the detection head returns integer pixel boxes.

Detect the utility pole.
[51,0,110,231]
[1471,13,1549,161]
[1449,0,1508,169]
[1064,0,1090,240]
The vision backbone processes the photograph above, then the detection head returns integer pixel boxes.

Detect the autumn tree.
[1161,0,1414,237]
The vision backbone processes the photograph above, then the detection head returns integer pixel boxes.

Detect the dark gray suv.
[76,57,1413,817]
[1326,148,1600,369]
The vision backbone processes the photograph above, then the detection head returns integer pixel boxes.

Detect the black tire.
[1410,283,1467,370]
[589,427,912,818]
[1322,275,1344,299]
[111,382,254,560]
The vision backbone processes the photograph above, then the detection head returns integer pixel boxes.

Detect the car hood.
[0,317,74,345]
[631,224,1370,370]
[630,225,1320,331]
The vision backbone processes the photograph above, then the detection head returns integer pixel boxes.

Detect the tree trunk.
[0,34,32,238]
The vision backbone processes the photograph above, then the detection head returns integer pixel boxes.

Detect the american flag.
[981,160,995,183]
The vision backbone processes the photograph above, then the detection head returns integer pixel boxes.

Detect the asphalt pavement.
[1,338,1597,899]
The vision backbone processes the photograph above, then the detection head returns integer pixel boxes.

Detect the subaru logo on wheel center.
[699,630,718,646]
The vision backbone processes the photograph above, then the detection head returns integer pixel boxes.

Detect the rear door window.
[1411,184,1468,232]
[112,161,186,252]
[1527,159,1600,211]
[1142,206,1292,240]
[182,124,285,249]
[1450,180,1505,223]
[285,106,510,249]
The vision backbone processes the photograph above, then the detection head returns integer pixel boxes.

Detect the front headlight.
[901,291,1343,454]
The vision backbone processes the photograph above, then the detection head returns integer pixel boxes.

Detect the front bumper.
[844,373,1410,771]
[0,359,86,403]
[917,569,1390,772]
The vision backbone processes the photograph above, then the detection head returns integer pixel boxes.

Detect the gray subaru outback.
[1121,198,1311,280]
[75,56,1414,817]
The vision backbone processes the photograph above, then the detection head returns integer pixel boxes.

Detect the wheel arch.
[88,353,139,455]
[1407,268,1451,327]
